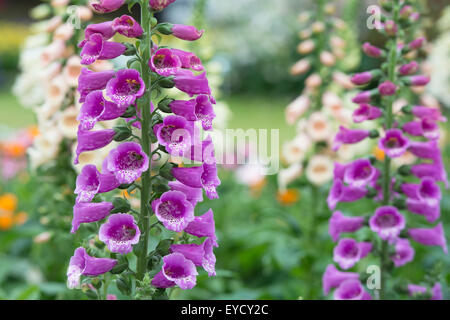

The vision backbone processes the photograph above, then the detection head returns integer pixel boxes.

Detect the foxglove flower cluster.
[68,0,219,298]
[324,0,447,300]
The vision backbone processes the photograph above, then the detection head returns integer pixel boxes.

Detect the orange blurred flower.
[0,193,18,212]
[373,146,385,161]
[0,194,28,230]
[0,211,14,230]
[277,189,300,206]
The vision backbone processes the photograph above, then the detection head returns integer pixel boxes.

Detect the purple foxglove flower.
[333,238,372,270]
[407,199,440,223]
[329,211,365,242]
[431,283,443,300]
[408,37,425,50]
[408,140,440,160]
[170,95,216,131]
[80,33,126,65]
[187,135,216,164]
[405,75,430,86]
[79,21,116,48]
[332,126,370,151]
[74,128,115,164]
[105,142,149,184]
[327,179,367,210]
[378,128,409,158]
[399,61,419,76]
[77,68,116,103]
[112,15,143,38]
[172,161,220,199]
[403,119,439,140]
[171,49,204,71]
[378,80,397,96]
[343,159,378,188]
[171,24,204,41]
[369,206,405,241]
[67,247,117,289]
[391,238,414,267]
[152,253,198,290]
[412,106,445,122]
[168,180,203,206]
[174,70,211,96]
[170,237,216,276]
[75,164,120,203]
[106,69,145,107]
[78,90,127,130]
[351,72,373,85]
[352,104,382,123]
[153,115,194,156]
[150,48,182,76]
[72,201,113,233]
[334,279,372,300]
[149,0,176,11]
[322,264,359,295]
[152,190,195,232]
[352,90,373,104]
[90,0,125,13]
[408,223,448,253]
[362,42,383,58]
[185,209,218,247]
[99,213,140,254]
[411,161,448,187]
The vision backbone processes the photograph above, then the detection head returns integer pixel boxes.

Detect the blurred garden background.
[0,0,450,299]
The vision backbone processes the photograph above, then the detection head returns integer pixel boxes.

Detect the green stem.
[136,0,153,282]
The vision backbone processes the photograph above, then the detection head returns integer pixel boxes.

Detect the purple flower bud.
[333,238,372,269]
[149,0,176,11]
[412,106,445,122]
[67,247,117,289]
[72,201,113,233]
[153,115,194,156]
[74,128,115,164]
[406,75,430,86]
[334,279,371,300]
[152,253,198,290]
[89,0,125,13]
[403,118,439,140]
[352,104,382,123]
[408,37,426,50]
[77,68,115,103]
[172,162,220,200]
[168,180,203,207]
[80,33,126,65]
[378,81,397,96]
[408,223,448,253]
[332,126,370,151]
[350,71,372,85]
[112,15,143,38]
[327,179,367,210]
[399,61,419,75]
[99,213,140,254]
[151,190,195,232]
[362,42,383,58]
[106,69,145,107]
[105,142,149,184]
[385,20,397,36]
[150,48,182,76]
[170,238,216,276]
[79,21,116,48]
[343,159,379,188]
[391,238,414,267]
[170,95,216,131]
[329,211,364,242]
[399,5,414,19]
[171,24,204,41]
[185,209,218,247]
[174,70,211,96]
[322,264,359,295]
[378,128,409,158]
[171,49,204,71]
[352,90,375,104]
[369,206,405,241]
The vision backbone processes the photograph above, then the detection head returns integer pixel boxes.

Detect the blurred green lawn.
[0,91,36,128]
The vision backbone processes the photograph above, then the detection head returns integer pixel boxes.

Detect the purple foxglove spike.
[168,180,203,206]
[378,128,409,158]
[79,21,116,48]
[352,90,373,104]
[405,75,430,86]
[408,140,440,160]
[391,238,414,267]
[408,223,448,253]
[67,247,117,289]
[412,106,446,122]
[170,237,216,276]
[105,142,149,184]
[399,61,419,76]
[152,190,195,232]
[369,206,405,241]
[194,95,216,131]
[154,115,194,156]
[406,199,440,223]
[352,104,382,123]
[362,42,383,58]
[72,201,113,233]
[327,179,367,210]
[75,164,101,203]
[411,161,448,188]
[150,48,182,76]
[378,80,397,96]
[169,99,198,121]
[329,211,365,242]
[322,264,359,295]
[80,33,126,65]
[174,70,211,96]
[332,126,370,151]
[343,159,378,188]
[185,209,218,247]
[149,0,176,11]
[106,69,145,107]
[156,253,198,290]
[74,128,115,164]
[112,15,143,38]
[334,279,371,300]
[77,68,116,103]
[333,238,372,270]
[171,24,204,41]
[408,37,425,50]
[98,173,121,193]
[99,214,140,254]
[171,48,204,71]
[89,0,125,13]
[351,71,373,85]
[151,270,175,288]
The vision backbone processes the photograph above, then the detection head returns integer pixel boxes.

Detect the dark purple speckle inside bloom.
[375,212,399,228]
[164,265,187,279]
[340,241,359,258]
[116,78,141,96]
[158,200,184,220]
[118,151,144,170]
[109,224,136,242]
[341,283,363,299]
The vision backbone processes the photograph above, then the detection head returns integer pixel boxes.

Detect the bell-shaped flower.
[322,264,359,295]
[72,201,113,233]
[77,68,115,103]
[112,15,143,38]
[369,206,405,241]
[170,238,216,276]
[151,253,198,290]
[329,211,364,242]
[411,160,448,188]
[334,279,371,300]
[412,106,445,122]
[343,159,379,188]
[352,104,382,123]
[149,0,176,11]
[80,33,126,65]
[403,118,439,140]
[152,190,194,232]
[327,178,367,210]
[379,128,409,158]
[99,214,140,254]
[170,95,215,131]
[168,180,203,207]
[150,48,182,76]
[408,140,441,160]
[74,128,115,164]
[332,126,370,151]
[333,238,372,270]
[171,49,203,71]
[106,69,145,107]
[89,0,125,13]
[185,209,218,247]
[153,115,194,156]
[75,164,120,203]
[79,21,116,48]
[391,238,414,267]
[174,70,211,96]
[408,223,448,253]
[172,161,220,199]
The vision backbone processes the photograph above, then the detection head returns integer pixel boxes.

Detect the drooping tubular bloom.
[170,237,216,276]
[329,211,364,242]
[378,129,409,158]
[154,115,194,156]
[74,164,120,203]
[408,223,448,253]
[352,104,382,123]
[112,15,143,38]
[171,24,204,41]
[89,0,124,13]
[152,190,195,232]
[170,95,216,131]
[99,214,140,254]
[322,264,359,295]
[369,206,405,242]
[80,33,126,65]
[72,201,113,233]
[106,69,145,107]
[168,181,203,207]
[332,126,370,151]
[184,209,218,247]
[77,68,115,103]
[74,128,115,164]
[174,70,211,96]
[391,238,414,267]
[333,238,372,270]
[334,279,371,300]
[151,253,198,290]
[172,161,221,199]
